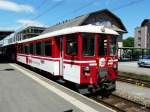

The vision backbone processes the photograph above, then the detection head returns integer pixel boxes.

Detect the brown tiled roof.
[42,9,127,34]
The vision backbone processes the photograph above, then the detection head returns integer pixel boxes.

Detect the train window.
[43,41,52,56]
[66,34,78,56]
[20,44,23,53]
[36,42,41,55]
[82,33,95,56]
[22,45,25,54]
[24,44,29,54]
[33,43,36,55]
[98,36,107,56]
[30,43,33,54]
[41,43,45,56]
[18,45,21,53]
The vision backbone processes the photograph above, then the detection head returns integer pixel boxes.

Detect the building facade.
[0,30,14,47]
[2,26,46,46]
[14,26,46,42]
[135,19,150,48]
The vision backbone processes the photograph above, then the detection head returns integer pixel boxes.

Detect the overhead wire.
[16,0,64,31]
[111,0,145,11]
[15,0,50,31]
[17,0,146,32]
[48,0,100,24]
[47,0,144,26]
[31,1,64,21]
[34,0,49,11]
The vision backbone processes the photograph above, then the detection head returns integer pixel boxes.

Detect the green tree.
[123,37,134,47]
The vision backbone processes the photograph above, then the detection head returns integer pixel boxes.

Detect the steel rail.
[117,75,150,88]
[90,94,150,112]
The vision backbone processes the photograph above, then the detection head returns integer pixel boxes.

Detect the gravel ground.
[114,81,150,107]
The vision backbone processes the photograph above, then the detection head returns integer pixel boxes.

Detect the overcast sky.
[0,0,149,39]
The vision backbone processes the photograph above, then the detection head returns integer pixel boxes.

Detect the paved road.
[118,61,150,76]
[0,63,115,112]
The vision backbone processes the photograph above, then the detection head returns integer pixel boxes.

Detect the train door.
[60,37,64,76]
[63,34,81,84]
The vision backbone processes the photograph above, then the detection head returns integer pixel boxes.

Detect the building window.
[148,32,150,37]
[138,44,141,47]
[138,37,141,41]
[138,30,141,35]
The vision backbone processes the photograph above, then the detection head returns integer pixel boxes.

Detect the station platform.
[114,81,150,107]
[0,63,115,112]
[118,61,150,76]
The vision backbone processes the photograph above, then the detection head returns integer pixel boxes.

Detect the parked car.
[138,55,150,67]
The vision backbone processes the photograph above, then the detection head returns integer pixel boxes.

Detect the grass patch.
[119,71,150,82]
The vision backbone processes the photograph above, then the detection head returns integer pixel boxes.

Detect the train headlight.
[113,63,118,70]
[108,59,113,65]
[83,66,90,73]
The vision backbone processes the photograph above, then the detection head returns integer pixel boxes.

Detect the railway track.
[117,75,150,88]
[90,94,150,112]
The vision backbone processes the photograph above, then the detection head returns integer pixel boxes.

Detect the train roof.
[17,25,118,44]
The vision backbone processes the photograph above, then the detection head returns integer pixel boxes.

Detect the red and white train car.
[7,25,119,94]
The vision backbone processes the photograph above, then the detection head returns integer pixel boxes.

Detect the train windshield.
[82,34,117,57]
[82,33,95,56]
[110,36,117,56]
[98,35,117,56]
[98,36,107,56]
